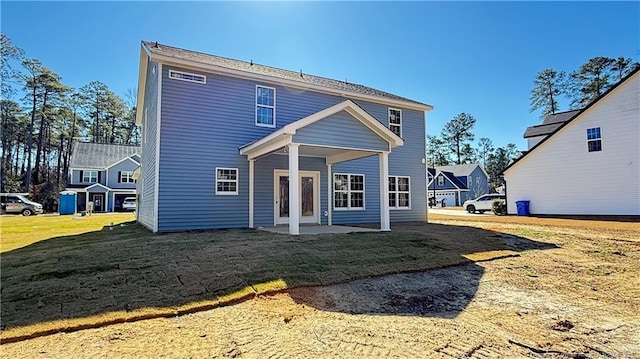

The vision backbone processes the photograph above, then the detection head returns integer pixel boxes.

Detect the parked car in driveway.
[0,194,44,216]
[122,197,137,211]
[463,194,505,214]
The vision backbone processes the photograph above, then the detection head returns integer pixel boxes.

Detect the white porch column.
[249,159,255,228]
[288,143,300,235]
[379,151,390,231]
[327,163,332,226]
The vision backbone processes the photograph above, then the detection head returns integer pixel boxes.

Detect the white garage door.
[436,191,456,207]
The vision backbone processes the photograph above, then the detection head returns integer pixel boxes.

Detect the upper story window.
[82,170,98,183]
[437,175,445,186]
[333,173,364,210]
[119,171,135,183]
[169,70,206,84]
[389,176,410,209]
[256,85,276,128]
[587,127,602,152]
[216,167,238,195]
[388,108,402,137]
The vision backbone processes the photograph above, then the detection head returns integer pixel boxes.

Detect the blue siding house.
[135,41,432,234]
[427,164,489,206]
[66,142,140,212]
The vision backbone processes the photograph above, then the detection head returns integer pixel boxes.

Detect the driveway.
[429,208,492,216]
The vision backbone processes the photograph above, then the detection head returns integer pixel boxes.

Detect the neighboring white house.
[503,68,640,216]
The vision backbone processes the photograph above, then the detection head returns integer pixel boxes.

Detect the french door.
[274,170,320,225]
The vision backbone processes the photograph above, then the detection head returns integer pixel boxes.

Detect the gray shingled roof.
[143,41,430,108]
[436,163,484,177]
[70,142,140,169]
[523,110,581,138]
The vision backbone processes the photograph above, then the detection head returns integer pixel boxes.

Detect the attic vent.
[169,70,206,84]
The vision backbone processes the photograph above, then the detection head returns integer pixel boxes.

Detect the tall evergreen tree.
[441,113,476,165]
[530,68,567,118]
[611,57,639,80]
[569,57,616,109]
[426,135,450,166]
[476,137,494,168]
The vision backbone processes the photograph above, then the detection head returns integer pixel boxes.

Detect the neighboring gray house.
[523,110,580,149]
[427,163,489,206]
[135,41,433,234]
[66,142,140,212]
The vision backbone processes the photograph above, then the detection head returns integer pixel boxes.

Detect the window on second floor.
[82,170,98,183]
[437,175,445,186]
[119,171,135,183]
[388,108,402,137]
[587,127,602,152]
[256,85,276,128]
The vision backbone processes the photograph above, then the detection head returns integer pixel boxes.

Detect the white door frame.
[274,169,320,226]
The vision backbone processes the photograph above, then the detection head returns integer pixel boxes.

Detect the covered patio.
[239,100,404,235]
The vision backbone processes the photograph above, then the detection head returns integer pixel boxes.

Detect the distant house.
[66,142,140,212]
[503,68,639,216]
[427,163,489,206]
[135,41,433,234]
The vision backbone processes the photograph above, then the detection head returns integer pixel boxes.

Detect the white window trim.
[215,167,239,195]
[168,69,206,84]
[333,173,365,211]
[388,107,402,137]
[437,175,445,186]
[587,127,602,152]
[120,171,135,183]
[82,170,98,183]
[255,85,276,128]
[389,175,411,210]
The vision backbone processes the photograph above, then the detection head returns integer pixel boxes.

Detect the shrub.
[492,199,507,215]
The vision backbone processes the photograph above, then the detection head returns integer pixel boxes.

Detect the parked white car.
[463,194,505,214]
[122,197,137,211]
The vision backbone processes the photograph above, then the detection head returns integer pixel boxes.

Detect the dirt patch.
[2,216,639,358]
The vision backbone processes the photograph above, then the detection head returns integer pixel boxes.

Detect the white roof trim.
[239,100,403,160]
[85,183,112,191]
[106,156,141,170]
[139,43,433,115]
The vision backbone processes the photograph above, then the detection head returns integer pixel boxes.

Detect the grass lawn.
[0,217,527,343]
[1,213,136,252]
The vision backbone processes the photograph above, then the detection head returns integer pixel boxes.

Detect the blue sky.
[2,1,638,150]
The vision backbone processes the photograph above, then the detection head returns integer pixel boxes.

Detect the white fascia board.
[106,156,141,170]
[136,44,152,126]
[326,150,377,165]
[86,183,112,191]
[149,53,433,112]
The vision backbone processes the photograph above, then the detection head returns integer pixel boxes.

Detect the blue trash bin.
[515,200,530,216]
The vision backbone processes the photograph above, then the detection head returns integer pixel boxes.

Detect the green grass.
[0,218,525,343]
[0,213,136,252]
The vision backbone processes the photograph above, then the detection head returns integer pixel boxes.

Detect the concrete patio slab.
[259,225,379,235]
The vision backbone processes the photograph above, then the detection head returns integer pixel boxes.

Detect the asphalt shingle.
[70,142,141,169]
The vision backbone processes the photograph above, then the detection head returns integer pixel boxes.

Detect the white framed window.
[333,173,365,210]
[216,168,238,195]
[389,176,410,209]
[437,175,445,186]
[388,108,402,137]
[169,70,206,84]
[256,85,276,128]
[587,127,602,152]
[82,170,98,183]
[119,171,135,183]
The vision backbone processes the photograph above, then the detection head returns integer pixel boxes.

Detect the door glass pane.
[301,176,314,217]
[279,176,289,217]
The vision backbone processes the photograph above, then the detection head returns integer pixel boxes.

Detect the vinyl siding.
[69,169,106,186]
[505,72,640,215]
[155,64,427,230]
[428,174,459,190]
[293,111,389,151]
[137,60,159,230]
[462,167,489,202]
[106,159,138,189]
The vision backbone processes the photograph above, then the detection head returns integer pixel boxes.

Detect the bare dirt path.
[3,216,639,358]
